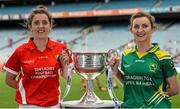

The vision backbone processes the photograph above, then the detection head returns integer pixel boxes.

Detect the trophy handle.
[107,66,121,108]
[73,52,79,73]
[61,49,74,102]
[106,49,121,108]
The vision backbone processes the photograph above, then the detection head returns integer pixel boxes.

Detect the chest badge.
[149,63,157,73]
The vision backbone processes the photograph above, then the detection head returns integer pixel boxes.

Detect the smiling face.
[131,17,155,42]
[129,12,156,44]
[29,13,52,39]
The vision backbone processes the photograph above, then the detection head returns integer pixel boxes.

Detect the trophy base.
[62,100,122,108]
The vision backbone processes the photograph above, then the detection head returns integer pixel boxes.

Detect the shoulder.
[14,42,29,52]
[50,39,67,49]
[154,50,171,60]
[122,48,135,56]
[7,42,29,59]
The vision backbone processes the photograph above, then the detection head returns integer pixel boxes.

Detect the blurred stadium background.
[0,0,180,108]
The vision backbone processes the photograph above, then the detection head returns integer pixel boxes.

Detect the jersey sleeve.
[3,49,21,75]
[155,50,177,78]
[161,57,177,78]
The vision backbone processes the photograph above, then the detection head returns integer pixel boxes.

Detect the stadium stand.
[50,26,83,42]
[158,0,180,8]
[97,0,156,10]
[0,0,180,66]
[71,23,132,52]
[0,2,97,15]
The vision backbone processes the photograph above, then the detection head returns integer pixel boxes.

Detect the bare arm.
[59,51,71,79]
[109,58,124,84]
[5,72,17,89]
[114,69,124,84]
[165,75,179,97]
[61,65,68,79]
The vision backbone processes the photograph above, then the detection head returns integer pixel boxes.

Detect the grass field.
[0,72,179,108]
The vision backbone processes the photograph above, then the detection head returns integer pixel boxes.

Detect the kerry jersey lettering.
[121,43,177,108]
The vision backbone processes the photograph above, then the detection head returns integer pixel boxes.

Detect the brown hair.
[129,11,157,29]
[24,5,54,28]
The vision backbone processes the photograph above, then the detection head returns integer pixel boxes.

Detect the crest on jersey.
[149,63,157,73]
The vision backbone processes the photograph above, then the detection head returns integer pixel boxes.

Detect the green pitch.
[0,72,179,108]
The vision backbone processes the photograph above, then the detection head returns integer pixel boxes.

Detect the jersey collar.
[134,43,160,53]
[26,38,56,50]
[134,43,160,58]
[147,43,160,53]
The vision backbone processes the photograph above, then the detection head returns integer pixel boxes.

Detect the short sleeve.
[161,58,177,78]
[3,49,21,75]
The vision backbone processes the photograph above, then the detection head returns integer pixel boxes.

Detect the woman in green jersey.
[110,11,179,108]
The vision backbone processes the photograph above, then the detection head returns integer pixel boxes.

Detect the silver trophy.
[74,52,106,105]
[62,50,122,108]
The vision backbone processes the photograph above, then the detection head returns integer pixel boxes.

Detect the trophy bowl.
[73,52,106,105]
[74,52,106,80]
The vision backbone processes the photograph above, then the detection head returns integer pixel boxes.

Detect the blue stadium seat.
[0,2,97,15]
[158,0,180,8]
[97,0,156,10]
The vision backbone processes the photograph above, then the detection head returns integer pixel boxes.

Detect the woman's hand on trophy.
[59,51,69,68]
[107,49,120,74]
[108,57,120,74]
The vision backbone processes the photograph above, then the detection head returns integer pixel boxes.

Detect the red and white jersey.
[3,38,68,107]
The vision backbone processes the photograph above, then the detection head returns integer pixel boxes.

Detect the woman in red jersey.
[3,5,71,108]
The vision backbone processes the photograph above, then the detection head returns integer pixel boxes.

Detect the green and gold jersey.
[121,43,177,108]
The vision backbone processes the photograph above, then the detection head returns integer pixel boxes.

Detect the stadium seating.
[0,2,97,15]
[50,26,83,42]
[1,0,180,15]
[0,21,180,54]
[0,0,180,64]
[97,0,156,10]
[71,24,132,52]
[158,0,180,8]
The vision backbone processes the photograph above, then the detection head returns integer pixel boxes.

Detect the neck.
[136,42,152,53]
[33,38,48,51]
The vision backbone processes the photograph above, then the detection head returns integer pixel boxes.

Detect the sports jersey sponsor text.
[125,75,153,86]
[31,67,56,79]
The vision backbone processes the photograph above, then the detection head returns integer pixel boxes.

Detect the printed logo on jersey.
[149,63,157,73]
[23,60,34,64]
[135,59,145,63]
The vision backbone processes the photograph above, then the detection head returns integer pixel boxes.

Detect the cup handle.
[61,62,74,102]
[107,66,121,108]
[61,49,74,102]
